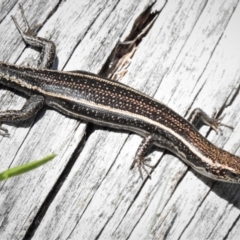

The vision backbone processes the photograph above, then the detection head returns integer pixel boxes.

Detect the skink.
[1,5,240,183]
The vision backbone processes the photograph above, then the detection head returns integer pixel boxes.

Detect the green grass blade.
[0,154,57,181]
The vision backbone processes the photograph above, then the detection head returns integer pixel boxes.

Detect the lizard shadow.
[146,145,240,210]
[183,121,240,208]
[191,167,240,210]
[52,55,59,70]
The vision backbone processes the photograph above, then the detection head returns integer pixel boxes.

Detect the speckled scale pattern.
[0,63,233,152]
[3,64,219,149]
[1,61,240,182]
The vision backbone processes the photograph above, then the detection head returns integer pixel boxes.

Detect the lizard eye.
[229,172,239,179]
[232,173,238,177]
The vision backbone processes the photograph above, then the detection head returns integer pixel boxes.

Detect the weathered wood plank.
[0,0,17,22]
[33,0,240,240]
[0,0,240,240]
[0,0,160,239]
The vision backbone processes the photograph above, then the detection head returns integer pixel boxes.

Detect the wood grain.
[0,0,240,239]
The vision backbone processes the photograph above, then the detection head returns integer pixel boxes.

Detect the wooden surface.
[1,0,240,239]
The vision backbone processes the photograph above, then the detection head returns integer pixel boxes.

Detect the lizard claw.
[131,156,154,179]
[210,111,233,134]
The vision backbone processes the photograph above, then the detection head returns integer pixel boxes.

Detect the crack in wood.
[20,5,161,238]
[22,126,86,240]
[99,5,160,79]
